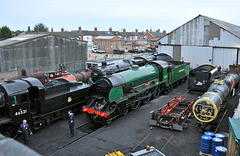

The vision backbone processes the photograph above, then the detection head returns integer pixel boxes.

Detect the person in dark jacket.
[68,110,75,137]
[19,119,33,145]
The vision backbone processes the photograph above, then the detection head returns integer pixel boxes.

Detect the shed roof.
[203,15,240,39]
[161,15,240,40]
[0,33,49,48]
[229,117,240,144]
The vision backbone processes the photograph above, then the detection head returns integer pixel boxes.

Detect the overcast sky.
[1,0,240,33]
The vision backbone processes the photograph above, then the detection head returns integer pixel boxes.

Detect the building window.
[107,42,109,50]
[102,41,105,49]
[115,41,119,50]
[98,41,101,49]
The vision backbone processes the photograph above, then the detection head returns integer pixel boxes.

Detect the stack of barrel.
[200,132,227,156]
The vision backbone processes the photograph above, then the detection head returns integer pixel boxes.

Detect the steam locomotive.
[0,78,90,137]
[82,60,190,124]
[192,70,239,124]
[90,53,173,82]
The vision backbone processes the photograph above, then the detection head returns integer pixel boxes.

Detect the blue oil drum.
[215,133,225,145]
[204,131,215,137]
[215,146,227,156]
[211,137,223,155]
[200,135,212,154]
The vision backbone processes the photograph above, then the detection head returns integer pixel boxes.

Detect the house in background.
[71,26,166,52]
[93,36,123,52]
[142,29,166,46]
[158,15,240,70]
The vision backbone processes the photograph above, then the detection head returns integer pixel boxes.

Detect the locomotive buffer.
[149,93,194,131]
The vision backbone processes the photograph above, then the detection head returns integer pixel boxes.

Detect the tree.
[27,26,31,32]
[33,23,49,32]
[0,26,12,39]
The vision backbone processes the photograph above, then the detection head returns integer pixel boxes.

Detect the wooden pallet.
[199,151,213,156]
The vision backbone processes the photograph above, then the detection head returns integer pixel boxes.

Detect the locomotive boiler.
[90,53,173,82]
[192,72,239,123]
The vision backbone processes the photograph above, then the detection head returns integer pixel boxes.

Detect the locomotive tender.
[0,78,90,136]
[192,72,239,123]
[82,60,190,124]
[188,64,221,92]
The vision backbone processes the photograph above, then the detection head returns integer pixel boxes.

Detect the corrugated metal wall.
[212,48,237,71]
[181,46,212,68]
[0,35,87,73]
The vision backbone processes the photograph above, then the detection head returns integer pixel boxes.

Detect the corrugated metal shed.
[158,15,240,70]
[0,32,87,73]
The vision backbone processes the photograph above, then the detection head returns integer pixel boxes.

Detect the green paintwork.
[171,64,190,83]
[108,64,159,103]
[109,86,123,103]
[120,64,159,91]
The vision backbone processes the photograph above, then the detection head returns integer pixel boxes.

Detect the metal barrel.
[211,137,223,155]
[215,133,225,145]
[200,135,212,154]
[204,131,215,137]
[215,146,227,156]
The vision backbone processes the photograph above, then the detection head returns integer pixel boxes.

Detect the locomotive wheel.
[6,126,17,138]
[103,118,112,125]
[141,91,151,104]
[152,86,161,99]
[131,96,140,110]
[122,108,129,116]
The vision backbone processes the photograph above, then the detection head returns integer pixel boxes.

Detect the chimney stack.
[163,30,166,34]
[123,29,126,33]
[150,28,152,32]
[146,29,149,32]
[51,28,53,32]
[61,28,64,32]
[135,29,138,33]
[157,29,160,32]
[94,27,98,32]
[109,27,112,32]
[79,26,82,31]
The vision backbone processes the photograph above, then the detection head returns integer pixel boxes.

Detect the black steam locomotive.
[188,64,221,92]
[192,71,239,123]
[0,78,90,137]
[91,53,173,82]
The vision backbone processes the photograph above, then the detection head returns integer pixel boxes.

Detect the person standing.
[68,110,75,137]
[19,119,33,145]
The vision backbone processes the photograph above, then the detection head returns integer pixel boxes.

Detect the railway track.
[29,121,103,155]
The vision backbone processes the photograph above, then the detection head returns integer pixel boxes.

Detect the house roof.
[51,32,79,39]
[94,36,120,40]
[148,32,165,38]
